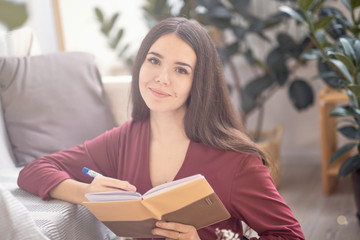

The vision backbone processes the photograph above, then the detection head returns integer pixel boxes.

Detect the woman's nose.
[155,68,170,85]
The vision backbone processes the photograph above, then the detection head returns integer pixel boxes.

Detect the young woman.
[18,18,305,239]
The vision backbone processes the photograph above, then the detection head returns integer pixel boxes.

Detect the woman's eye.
[148,57,159,65]
[176,67,188,75]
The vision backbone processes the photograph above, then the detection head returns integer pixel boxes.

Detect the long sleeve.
[17,125,124,200]
[230,155,304,239]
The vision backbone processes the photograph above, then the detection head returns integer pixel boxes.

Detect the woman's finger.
[89,176,137,192]
[153,221,200,240]
[99,176,137,191]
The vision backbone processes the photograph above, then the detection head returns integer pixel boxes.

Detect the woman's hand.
[152,221,201,240]
[86,176,137,193]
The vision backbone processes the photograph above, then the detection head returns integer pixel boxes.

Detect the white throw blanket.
[0,171,117,240]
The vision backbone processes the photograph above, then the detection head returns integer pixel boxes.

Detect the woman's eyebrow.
[148,51,193,70]
[148,51,163,59]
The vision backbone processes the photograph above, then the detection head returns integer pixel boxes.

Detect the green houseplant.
[281,0,360,219]
[142,0,321,186]
[0,0,27,30]
[94,7,133,72]
[143,0,316,140]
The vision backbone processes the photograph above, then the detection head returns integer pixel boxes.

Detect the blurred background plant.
[281,0,360,177]
[94,7,133,68]
[0,0,27,30]
[280,0,360,219]
[141,0,318,141]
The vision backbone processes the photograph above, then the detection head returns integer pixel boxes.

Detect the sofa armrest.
[102,75,132,126]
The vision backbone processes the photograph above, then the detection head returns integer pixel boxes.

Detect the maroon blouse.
[18,119,304,239]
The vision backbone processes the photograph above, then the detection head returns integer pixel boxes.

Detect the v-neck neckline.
[144,119,192,189]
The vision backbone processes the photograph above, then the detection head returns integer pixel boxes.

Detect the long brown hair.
[131,17,266,164]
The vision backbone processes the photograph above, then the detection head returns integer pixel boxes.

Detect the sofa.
[0,27,132,240]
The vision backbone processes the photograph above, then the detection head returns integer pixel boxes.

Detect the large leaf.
[94,7,104,24]
[217,42,239,64]
[329,52,357,76]
[208,5,232,28]
[330,142,357,164]
[101,13,119,36]
[110,29,124,49]
[279,6,306,25]
[338,125,360,139]
[301,49,323,60]
[329,58,353,83]
[244,75,274,97]
[345,88,360,109]
[288,79,314,110]
[241,92,257,113]
[350,0,360,9]
[353,40,360,66]
[263,12,289,29]
[229,0,250,13]
[338,154,360,177]
[314,16,334,31]
[339,38,357,63]
[317,59,343,88]
[330,106,353,117]
[277,32,297,53]
[232,26,247,39]
[347,85,360,107]
[319,7,347,40]
[0,1,28,30]
[298,0,315,12]
[266,48,289,85]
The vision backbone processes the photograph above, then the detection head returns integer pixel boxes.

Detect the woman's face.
[139,33,196,116]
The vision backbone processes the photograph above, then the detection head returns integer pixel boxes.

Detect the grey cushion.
[0,52,116,167]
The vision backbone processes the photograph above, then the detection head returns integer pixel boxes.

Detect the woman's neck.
[149,110,188,144]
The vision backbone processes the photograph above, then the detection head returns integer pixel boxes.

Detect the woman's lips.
[149,88,171,98]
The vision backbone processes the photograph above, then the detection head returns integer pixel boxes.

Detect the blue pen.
[82,167,103,178]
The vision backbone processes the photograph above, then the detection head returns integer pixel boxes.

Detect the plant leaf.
[94,7,104,23]
[330,142,356,165]
[317,59,343,88]
[329,58,353,83]
[338,125,360,139]
[244,75,274,97]
[339,38,357,63]
[110,29,124,49]
[229,0,250,13]
[288,79,314,110]
[330,106,353,117]
[353,40,360,66]
[279,6,306,25]
[338,154,360,177]
[298,0,315,13]
[314,16,334,31]
[329,53,357,76]
[350,0,360,8]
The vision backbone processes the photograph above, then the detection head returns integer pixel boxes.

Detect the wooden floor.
[278,156,360,240]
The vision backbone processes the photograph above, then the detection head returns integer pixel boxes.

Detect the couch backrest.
[0,27,41,169]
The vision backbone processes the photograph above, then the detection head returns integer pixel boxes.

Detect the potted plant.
[142,0,320,186]
[280,0,360,219]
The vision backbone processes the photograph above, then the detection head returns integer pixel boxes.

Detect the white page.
[84,174,204,202]
[143,174,204,199]
[85,191,142,202]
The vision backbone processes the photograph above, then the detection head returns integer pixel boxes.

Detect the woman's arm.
[18,124,136,203]
[49,177,136,204]
[231,155,305,240]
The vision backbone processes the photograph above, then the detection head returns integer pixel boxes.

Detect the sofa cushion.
[0,52,116,167]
